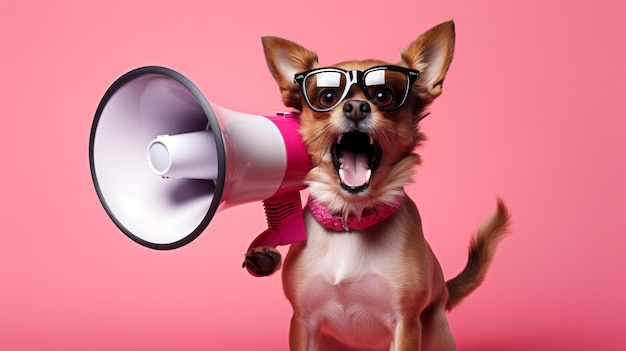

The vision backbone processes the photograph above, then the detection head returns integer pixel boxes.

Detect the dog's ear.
[262,36,318,110]
[401,20,455,100]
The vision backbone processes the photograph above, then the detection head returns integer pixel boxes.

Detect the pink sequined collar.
[307,197,403,232]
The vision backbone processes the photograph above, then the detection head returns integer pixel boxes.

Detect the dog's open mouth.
[332,131,382,194]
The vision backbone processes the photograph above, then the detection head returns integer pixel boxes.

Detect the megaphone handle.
[247,191,306,248]
[243,192,306,277]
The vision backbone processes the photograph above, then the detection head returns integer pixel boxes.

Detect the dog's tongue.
[339,150,370,187]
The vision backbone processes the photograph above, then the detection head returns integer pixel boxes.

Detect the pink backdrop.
[1,1,625,350]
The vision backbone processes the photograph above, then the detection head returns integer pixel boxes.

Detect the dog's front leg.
[289,313,317,351]
[390,318,422,351]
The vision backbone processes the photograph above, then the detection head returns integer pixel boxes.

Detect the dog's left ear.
[401,20,455,100]
[262,36,319,110]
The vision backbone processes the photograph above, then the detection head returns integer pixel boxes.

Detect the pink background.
[1,1,625,350]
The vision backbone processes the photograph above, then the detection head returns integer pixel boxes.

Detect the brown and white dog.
[248,20,510,351]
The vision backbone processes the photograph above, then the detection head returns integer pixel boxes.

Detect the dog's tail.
[445,199,511,311]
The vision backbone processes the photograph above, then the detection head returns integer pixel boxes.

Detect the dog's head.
[263,21,455,217]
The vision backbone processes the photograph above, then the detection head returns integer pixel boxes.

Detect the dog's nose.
[343,100,371,122]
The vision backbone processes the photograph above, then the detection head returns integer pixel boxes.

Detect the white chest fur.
[291,213,409,348]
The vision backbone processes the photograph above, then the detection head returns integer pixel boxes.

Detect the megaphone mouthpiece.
[147,131,218,179]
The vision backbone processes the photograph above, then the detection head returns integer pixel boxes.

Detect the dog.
[244,20,511,350]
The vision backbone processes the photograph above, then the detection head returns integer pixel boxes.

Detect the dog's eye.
[371,88,393,107]
[319,89,340,108]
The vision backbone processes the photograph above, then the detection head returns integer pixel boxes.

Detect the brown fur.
[254,20,511,350]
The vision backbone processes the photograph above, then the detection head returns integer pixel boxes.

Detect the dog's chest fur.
[285,209,414,348]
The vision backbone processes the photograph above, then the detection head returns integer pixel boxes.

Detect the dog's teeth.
[365,169,372,183]
[338,169,346,181]
[369,135,374,145]
[337,134,343,144]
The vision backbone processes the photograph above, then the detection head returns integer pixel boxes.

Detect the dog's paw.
[242,246,282,277]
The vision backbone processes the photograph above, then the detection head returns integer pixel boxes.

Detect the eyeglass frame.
[293,65,420,112]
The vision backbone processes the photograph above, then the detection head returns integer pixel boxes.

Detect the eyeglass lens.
[303,68,410,111]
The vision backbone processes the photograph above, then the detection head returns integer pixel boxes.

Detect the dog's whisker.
[382,127,400,136]
[319,140,332,164]
[417,112,431,122]
[382,126,410,141]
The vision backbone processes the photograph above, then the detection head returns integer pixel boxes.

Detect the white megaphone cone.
[89,66,311,257]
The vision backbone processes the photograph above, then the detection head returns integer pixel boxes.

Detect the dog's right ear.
[262,36,318,110]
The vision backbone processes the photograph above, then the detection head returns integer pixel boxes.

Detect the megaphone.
[89,66,311,256]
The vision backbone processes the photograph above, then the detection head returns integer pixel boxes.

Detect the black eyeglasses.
[294,65,419,112]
